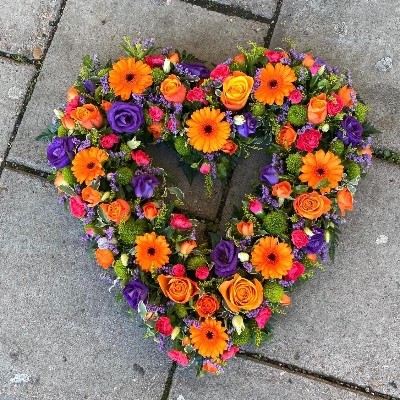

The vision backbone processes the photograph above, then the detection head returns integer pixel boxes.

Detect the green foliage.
[287,105,308,127]
[286,153,303,175]
[231,325,251,346]
[355,102,369,123]
[263,282,284,303]
[36,124,58,142]
[329,139,345,156]
[152,68,167,85]
[263,211,288,236]
[116,167,134,185]
[174,304,188,318]
[174,136,191,156]
[187,254,208,270]
[251,101,266,117]
[345,161,361,180]
[114,260,130,285]
[61,166,77,186]
[118,218,148,244]
[57,125,68,137]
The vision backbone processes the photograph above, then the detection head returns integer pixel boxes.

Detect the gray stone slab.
[169,357,370,400]
[0,0,62,59]
[9,0,268,174]
[244,160,399,397]
[188,0,276,19]
[0,168,170,399]
[270,0,400,151]
[0,59,35,162]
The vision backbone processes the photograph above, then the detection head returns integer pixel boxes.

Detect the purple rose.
[211,240,238,277]
[236,112,258,138]
[123,280,149,310]
[83,79,96,95]
[337,116,363,146]
[259,165,279,185]
[304,228,325,254]
[107,101,144,134]
[131,174,159,199]
[179,62,211,79]
[47,136,74,168]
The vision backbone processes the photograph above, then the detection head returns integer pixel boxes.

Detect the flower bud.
[303,227,313,236]
[238,252,250,262]
[120,253,129,267]
[127,137,141,150]
[321,123,330,132]
[232,315,245,335]
[54,109,64,119]
[163,58,171,73]
[233,115,246,126]
[324,230,331,243]
[101,191,110,201]
[317,65,326,75]
[171,326,181,340]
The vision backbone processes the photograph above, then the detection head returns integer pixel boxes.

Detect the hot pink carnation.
[195,266,210,280]
[210,64,231,81]
[200,163,211,174]
[131,150,151,166]
[100,133,119,149]
[221,346,240,361]
[289,90,302,104]
[148,105,164,122]
[172,264,186,277]
[144,55,165,68]
[186,87,205,103]
[255,307,272,329]
[296,129,322,152]
[170,214,193,230]
[327,93,344,116]
[291,229,309,248]
[168,350,189,366]
[155,317,174,336]
[265,50,286,63]
[70,196,86,218]
[285,261,305,281]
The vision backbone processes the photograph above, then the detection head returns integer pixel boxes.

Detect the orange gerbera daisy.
[254,63,296,105]
[299,149,344,193]
[108,57,153,100]
[190,318,228,359]
[135,232,172,271]
[71,147,109,185]
[251,236,293,279]
[186,107,231,153]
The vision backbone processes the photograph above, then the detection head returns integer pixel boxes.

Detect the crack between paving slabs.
[160,362,178,400]
[0,0,68,181]
[264,0,284,48]
[238,352,400,400]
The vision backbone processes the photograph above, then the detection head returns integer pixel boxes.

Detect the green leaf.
[58,185,76,196]
[168,186,184,201]
[36,125,58,142]
[114,263,130,285]
[293,185,309,194]
[209,232,223,248]
[138,301,147,319]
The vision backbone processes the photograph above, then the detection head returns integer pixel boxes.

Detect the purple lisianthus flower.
[304,228,325,254]
[107,101,144,134]
[337,116,363,146]
[259,165,279,185]
[236,112,258,137]
[132,174,159,199]
[123,280,149,310]
[83,79,96,95]
[179,62,211,79]
[211,240,238,277]
[47,136,74,168]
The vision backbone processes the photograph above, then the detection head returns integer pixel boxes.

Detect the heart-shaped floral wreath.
[42,38,374,375]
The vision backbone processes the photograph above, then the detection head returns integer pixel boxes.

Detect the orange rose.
[221,140,238,155]
[233,54,245,64]
[54,171,67,188]
[143,202,159,220]
[148,122,163,139]
[220,71,254,111]
[168,52,180,64]
[302,54,315,68]
[307,254,317,262]
[70,104,103,129]
[67,85,79,101]
[157,275,200,303]
[338,85,356,107]
[61,115,75,129]
[101,100,113,112]
[358,145,372,156]
[293,191,331,219]
[179,240,197,255]
[218,273,263,313]
[160,74,186,103]
[277,123,297,149]
[236,221,254,236]
[337,188,353,217]
[195,294,220,318]
[272,181,292,198]
[82,186,102,207]
[280,294,291,306]
[100,199,131,224]
[95,248,114,269]
[308,93,327,124]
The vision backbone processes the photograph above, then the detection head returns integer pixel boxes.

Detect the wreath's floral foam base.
[43,38,374,375]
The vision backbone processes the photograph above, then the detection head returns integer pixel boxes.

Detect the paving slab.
[187,0,276,19]
[8,0,268,220]
[0,0,62,59]
[242,159,399,397]
[169,357,370,400]
[0,168,171,400]
[270,0,400,151]
[0,58,35,163]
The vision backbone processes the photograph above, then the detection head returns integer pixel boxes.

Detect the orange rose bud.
[272,181,292,198]
[280,293,291,306]
[308,93,327,124]
[307,254,317,262]
[302,54,315,68]
[148,122,163,139]
[61,115,75,130]
[277,123,297,150]
[294,191,331,219]
[168,52,180,64]
[221,140,238,155]
[101,100,113,112]
[338,85,356,107]
[236,221,254,236]
[81,186,102,207]
[218,273,263,313]
[67,85,79,101]
[358,145,372,156]
[220,71,254,111]
[157,275,200,303]
[70,104,103,129]
[143,202,159,220]
[233,53,245,64]
[100,199,131,224]
[337,188,353,217]
[195,294,220,318]
[202,362,219,374]
[160,74,187,103]
[179,240,197,255]
[54,171,67,189]
[95,248,114,269]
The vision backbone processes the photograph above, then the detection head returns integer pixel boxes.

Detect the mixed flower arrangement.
[42,38,374,375]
